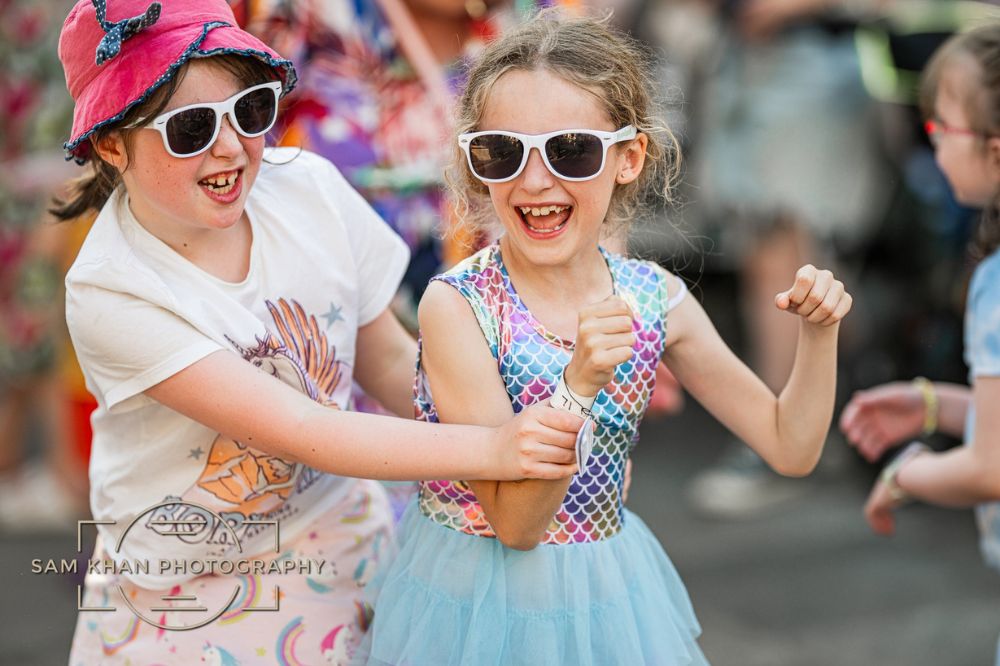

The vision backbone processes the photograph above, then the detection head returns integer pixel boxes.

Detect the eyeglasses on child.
[924,118,995,147]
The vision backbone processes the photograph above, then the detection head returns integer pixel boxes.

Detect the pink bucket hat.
[59,0,297,163]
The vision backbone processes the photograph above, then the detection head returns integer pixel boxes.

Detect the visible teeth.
[526,220,568,234]
[205,172,237,186]
[202,171,238,194]
[519,205,568,216]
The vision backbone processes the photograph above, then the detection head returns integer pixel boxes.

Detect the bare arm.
[353,308,419,418]
[664,266,851,476]
[894,377,1000,506]
[932,382,973,438]
[840,380,971,462]
[418,281,577,550]
[144,344,582,482]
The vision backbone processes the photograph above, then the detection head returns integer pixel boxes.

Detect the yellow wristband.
[912,376,938,436]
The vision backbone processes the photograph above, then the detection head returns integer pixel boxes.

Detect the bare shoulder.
[418,279,495,365]
[417,279,511,422]
[660,269,687,303]
[417,280,486,350]
[418,279,473,326]
[663,280,711,349]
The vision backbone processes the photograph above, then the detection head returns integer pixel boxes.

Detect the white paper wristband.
[550,371,596,419]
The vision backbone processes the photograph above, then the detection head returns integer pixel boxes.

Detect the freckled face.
[118,59,266,239]
[478,68,635,268]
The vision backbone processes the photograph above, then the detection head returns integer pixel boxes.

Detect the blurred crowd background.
[1,0,999,663]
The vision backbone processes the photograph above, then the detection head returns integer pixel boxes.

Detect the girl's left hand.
[565,295,636,397]
[863,479,901,536]
[775,264,852,326]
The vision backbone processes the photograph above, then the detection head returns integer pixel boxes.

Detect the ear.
[91,132,129,172]
[615,132,648,185]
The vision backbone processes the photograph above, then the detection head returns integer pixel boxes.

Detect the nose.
[210,114,243,158]
[518,147,555,192]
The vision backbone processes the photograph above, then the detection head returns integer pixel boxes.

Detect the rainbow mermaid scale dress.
[360,244,708,665]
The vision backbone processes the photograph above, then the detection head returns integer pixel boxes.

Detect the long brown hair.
[51,54,278,221]
[920,23,1000,259]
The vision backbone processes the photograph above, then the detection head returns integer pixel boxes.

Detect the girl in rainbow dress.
[360,11,853,665]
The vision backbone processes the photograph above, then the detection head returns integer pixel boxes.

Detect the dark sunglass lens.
[234,87,278,135]
[468,134,524,180]
[165,108,216,155]
[546,133,603,179]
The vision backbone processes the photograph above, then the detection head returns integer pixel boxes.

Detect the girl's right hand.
[494,403,584,479]
[839,382,926,462]
[564,296,636,397]
[863,477,902,536]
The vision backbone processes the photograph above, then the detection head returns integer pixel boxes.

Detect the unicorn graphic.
[200,641,240,666]
[167,298,348,536]
[321,624,356,665]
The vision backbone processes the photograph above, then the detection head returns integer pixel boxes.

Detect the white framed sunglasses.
[458,125,637,183]
[129,81,283,158]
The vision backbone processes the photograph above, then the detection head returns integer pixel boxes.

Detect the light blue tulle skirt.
[356,501,708,665]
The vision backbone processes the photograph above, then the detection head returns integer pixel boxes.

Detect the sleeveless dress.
[359,243,709,665]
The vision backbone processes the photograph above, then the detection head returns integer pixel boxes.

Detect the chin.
[516,236,580,266]
[202,210,245,230]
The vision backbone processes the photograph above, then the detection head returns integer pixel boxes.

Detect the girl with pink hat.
[55,0,585,662]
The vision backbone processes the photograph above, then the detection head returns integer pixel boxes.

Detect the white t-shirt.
[66,148,409,588]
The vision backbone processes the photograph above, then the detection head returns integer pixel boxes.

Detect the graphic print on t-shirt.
[147,298,348,551]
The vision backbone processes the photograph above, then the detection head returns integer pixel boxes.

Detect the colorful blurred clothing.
[234,0,503,300]
[692,25,886,260]
[0,0,75,384]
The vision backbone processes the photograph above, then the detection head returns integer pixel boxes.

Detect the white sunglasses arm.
[609,126,637,142]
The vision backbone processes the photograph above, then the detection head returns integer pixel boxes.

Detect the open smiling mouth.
[517,205,572,236]
[199,170,240,196]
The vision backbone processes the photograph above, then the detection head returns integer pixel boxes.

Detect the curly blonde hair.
[446,10,680,242]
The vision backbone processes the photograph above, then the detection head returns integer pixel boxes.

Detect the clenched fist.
[564,295,636,398]
[775,264,852,326]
